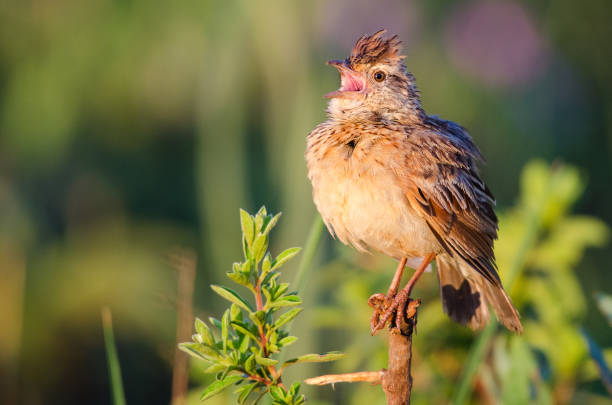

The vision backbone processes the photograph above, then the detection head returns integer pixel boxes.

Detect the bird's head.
[325,30,423,122]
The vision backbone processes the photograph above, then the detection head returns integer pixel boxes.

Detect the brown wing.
[400,118,501,286]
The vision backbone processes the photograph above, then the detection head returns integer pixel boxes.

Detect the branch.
[305,371,383,386]
[306,299,420,405]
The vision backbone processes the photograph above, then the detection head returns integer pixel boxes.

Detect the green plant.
[101,307,127,405]
[180,207,343,404]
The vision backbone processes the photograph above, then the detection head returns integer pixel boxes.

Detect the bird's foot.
[368,290,416,335]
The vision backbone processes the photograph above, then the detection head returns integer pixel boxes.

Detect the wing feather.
[399,118,501,285]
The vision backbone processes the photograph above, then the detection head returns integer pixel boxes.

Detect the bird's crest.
[349,29,404,68]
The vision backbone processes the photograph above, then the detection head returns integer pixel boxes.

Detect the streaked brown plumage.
[305,30,522,333]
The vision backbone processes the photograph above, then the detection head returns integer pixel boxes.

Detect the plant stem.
[170,250,196,405]
[254,278,268,355]
[254,270,282,384]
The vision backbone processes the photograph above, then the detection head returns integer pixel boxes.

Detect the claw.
[368,290,414,335]
[368,293,386,334]
[369,254,434,334]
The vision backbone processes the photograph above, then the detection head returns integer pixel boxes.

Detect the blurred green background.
[1,0,612,404]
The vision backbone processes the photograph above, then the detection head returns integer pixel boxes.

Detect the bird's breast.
[306,137,440,259]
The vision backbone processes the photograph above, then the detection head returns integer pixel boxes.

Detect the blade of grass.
[293,215,325,292]
[102,307,127,405]
[280,215,325,364]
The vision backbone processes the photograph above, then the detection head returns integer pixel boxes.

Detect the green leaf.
[252,234,269,264]
[263,213,282,235]
[241,260,252,274]
[278,336,298,347]
[238,334,250,353]
[221,310,230,352]
[227,271,250,286]
[244,353,257,375]
[289,382,300,397]
[283,351,344,365]
[200,374,243,401]
[261,254,272,275]
[195,317,207,336]
[269,386,286,401]
[255,354,278,366]
[195,318,216,346]
[231,321,260,343]
[273,283,290,300]
[262,271,281,285]
[236,381,258,404]
[178,342,220,362]
[268,328,278,344]
[230,304,242,322]
[211,285,254,312]
[271,247,301,270]
[204,362,227,374]
[254,207,267,232]
[209,317,222,330]
[269,295,301,308]
[262,286,273,305]
[240,209,255,247]
[242,237,250,260]
[273,308,302,330]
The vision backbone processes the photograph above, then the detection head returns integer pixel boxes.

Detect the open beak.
[324,59,366,99]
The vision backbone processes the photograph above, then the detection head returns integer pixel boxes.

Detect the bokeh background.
[1,0,612,404]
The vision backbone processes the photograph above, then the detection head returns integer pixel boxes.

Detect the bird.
[305,30,522,335]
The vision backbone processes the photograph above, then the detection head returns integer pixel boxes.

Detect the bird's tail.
[436,254,522,333]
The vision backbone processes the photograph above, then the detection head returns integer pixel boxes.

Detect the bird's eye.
[373,71,386,82]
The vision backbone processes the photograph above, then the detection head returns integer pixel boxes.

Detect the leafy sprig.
[180,207,343,404]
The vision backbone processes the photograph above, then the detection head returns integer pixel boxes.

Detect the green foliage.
[180,208,342,404]
[458,161,609,404]
[506,162,608,377]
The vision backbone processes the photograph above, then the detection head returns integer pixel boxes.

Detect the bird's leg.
[387,257,408,297]
[370,253,436,335]
[393,253,436,330]
[369,258,407,332]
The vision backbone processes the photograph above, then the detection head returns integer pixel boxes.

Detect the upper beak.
[326,59,345,68]
[324,60,366,99]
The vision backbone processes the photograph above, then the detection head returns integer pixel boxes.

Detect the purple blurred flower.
[445,1,548,88]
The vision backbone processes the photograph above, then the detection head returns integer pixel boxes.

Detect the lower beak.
[324,60,366,99]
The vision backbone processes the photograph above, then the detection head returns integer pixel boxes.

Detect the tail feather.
[436,254,522,333]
